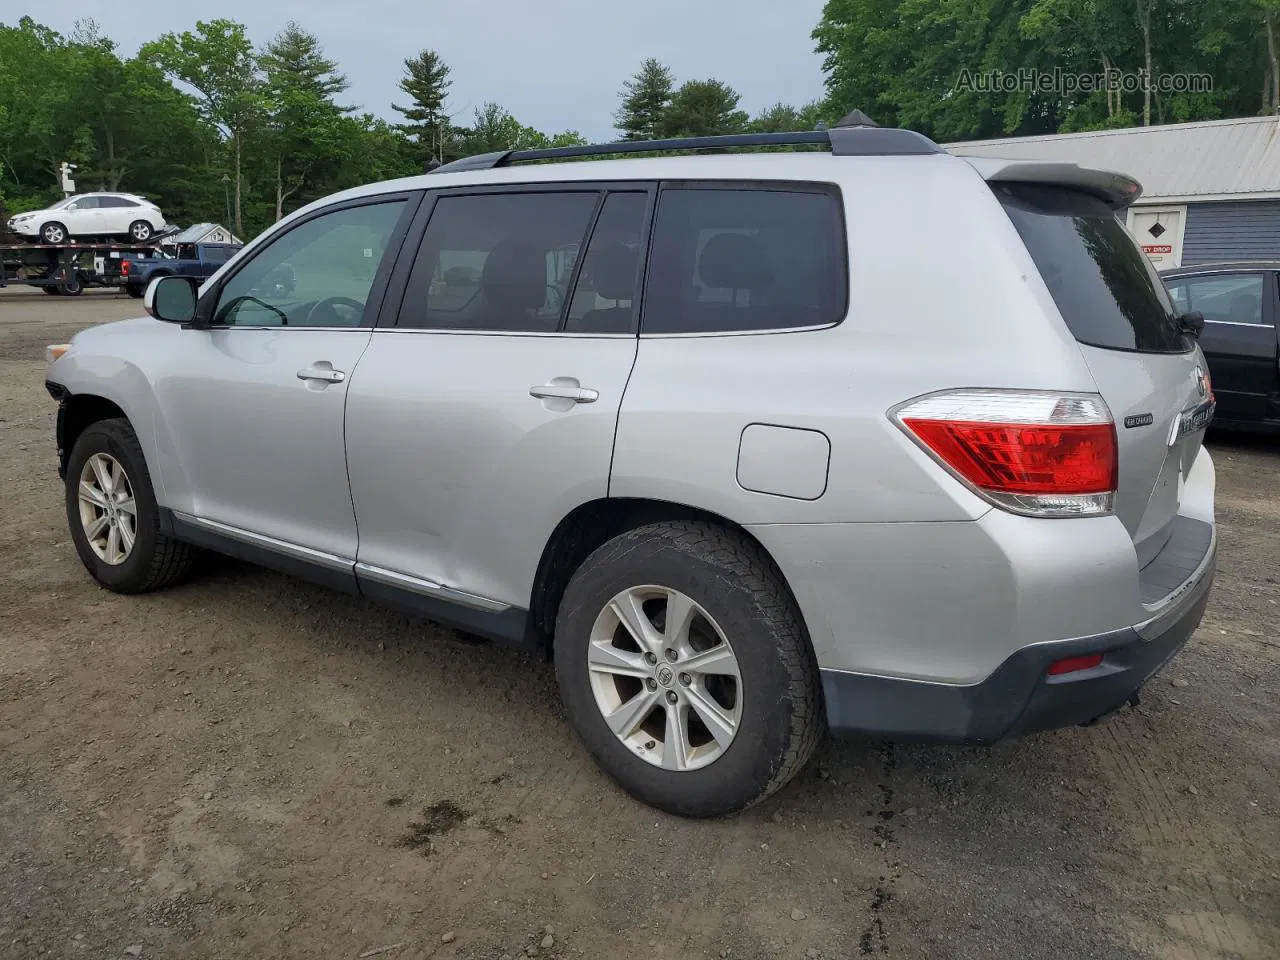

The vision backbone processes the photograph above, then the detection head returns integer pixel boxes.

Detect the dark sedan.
[1160,261,1280,431]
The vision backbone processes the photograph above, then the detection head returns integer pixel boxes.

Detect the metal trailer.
[0,229,177,296]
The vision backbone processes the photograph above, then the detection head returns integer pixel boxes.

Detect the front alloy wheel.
[77,452,137,565]
[588,585,742,772]
[64,417,198,593]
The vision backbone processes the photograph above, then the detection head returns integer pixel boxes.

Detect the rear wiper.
[1176,310,1204,340]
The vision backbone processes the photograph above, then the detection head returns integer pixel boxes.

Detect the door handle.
[297,363,345,384]
[530,382,598,403]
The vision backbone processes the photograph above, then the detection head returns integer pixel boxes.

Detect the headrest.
[590,242,639,300]
[481,238,547,311]
[697,233,774,290]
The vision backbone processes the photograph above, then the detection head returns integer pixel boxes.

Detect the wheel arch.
[52,372,177,509]
[58,393,129,475]
[528,497,809,657]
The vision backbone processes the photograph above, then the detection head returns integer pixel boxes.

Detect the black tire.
[555,521,824,818]
[65,418,199,594]
[128,220,153,243]
[40,221,67,244]
[43,285,61,295]
[58,274,83,296]
[125,283,144,299]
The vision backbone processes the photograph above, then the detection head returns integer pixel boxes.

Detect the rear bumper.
[821,522,1216,743]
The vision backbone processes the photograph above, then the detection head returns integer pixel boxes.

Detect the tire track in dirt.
[1090,668,1278,958]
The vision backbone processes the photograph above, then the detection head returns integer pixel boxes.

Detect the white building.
[948,115,1280,268]
[161,222,241,247]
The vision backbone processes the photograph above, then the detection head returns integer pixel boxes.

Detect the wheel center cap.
[656,665,674,687]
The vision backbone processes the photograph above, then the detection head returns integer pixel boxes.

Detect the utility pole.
[220,174,232,230]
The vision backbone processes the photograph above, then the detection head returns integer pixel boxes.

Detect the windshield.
[50,197,75,210]
[996,183,1190,354]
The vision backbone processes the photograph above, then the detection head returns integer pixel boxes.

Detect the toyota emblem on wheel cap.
[657,666,674,686]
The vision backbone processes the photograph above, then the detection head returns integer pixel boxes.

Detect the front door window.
[211,201,406,328]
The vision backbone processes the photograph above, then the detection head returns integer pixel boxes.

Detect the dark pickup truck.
[123,241,241,298]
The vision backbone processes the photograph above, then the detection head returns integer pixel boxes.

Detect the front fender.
[48,320,190,510]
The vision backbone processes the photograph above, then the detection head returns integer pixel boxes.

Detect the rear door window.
[1167,274,1267,326]
[398,191,600,332]
[996,183,1189,353]
[641,184,847,334]
[565,192,648,333]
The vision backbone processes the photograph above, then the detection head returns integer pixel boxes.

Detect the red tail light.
[894,391,1117,518]
[121,259,130,276]
[1047,653,1104,676]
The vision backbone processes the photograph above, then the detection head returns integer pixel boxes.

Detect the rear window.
[996,183,1189,353]
[641,184,847,334]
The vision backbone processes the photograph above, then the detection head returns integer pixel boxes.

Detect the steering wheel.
[301,296,365,327]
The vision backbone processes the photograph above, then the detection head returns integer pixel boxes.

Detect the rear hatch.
[993,179,1212,569]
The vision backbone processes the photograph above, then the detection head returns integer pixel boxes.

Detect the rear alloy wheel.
[555,521,824,818]
[40,221,67,244]
[128,220,153,243]
[65,418,198,593]
[587,585,743,772]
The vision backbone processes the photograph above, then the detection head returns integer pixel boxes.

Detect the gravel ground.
[1,287,1278,960]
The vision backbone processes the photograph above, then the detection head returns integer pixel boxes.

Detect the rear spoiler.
[957,157,1143,210]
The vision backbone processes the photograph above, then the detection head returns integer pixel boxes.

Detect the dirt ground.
[1,286,1277,960]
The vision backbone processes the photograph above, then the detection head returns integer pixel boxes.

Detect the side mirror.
[1177,310,1205,340]
[145,275,198,324]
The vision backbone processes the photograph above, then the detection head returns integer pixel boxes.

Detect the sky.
[24,0,831,142]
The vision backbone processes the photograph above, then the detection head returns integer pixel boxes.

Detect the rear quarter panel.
[611,154,1100,524]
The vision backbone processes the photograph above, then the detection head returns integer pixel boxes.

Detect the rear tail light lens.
[1046,653,1104,676]
[893,390,1117,518]
[121,259,130,276]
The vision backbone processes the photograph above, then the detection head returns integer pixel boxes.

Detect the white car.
[6,193,167,245]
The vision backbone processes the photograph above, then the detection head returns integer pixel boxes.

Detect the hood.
[69,315,170,346]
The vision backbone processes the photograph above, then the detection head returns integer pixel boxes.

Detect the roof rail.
[427,110,941,174]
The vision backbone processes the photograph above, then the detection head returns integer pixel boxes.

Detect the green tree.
[392,48,453,166]
[142,19,264,236]
[815,0,1073,140]
[660,79,749,137]
[458,101,524,154]
[615,58,675,140]
[259,21,350,220]
[331,112,418,184]
[749,100,835,132]
[0,17,77,193]
[457,102,589,156]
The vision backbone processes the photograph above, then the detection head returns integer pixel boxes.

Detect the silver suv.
[45,116,1218,817]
